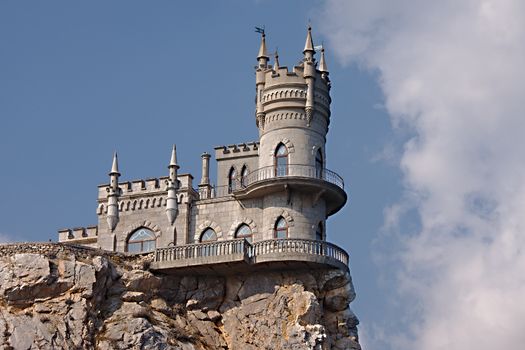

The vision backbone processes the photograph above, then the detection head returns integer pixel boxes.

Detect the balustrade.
[154,238,348,269]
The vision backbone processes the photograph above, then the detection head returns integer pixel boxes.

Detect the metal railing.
[241,164,344,190]
[197,165,344,200]
[154,238,348,268]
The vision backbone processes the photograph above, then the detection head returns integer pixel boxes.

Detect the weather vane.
[255,26,265,35]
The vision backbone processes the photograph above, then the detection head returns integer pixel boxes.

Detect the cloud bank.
[320,1,525,349]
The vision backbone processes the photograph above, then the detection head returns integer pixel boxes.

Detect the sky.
[1,1,524,349]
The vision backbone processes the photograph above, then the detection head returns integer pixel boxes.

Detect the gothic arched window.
[200,228,217,242]
[316,222,324,241]
[315,149,323,178]
[241,165,249,187]
[235,224,252,243]
[127,228,156,253]
[275,143,288,177]
[228,167,237,193]
[274,217,288,239]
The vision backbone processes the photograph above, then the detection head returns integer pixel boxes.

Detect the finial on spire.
[256,27,269,60]
[303,25,315,54]
[169,144,178,167]
[319,46,328,73]
[110,152,120,175]
[273,48,280,71]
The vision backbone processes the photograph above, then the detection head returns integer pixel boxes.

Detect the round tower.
[256,26,331,171]
[239,27,344,242]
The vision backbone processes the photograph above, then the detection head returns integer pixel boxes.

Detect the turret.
[165,145,179,225]
[106,152,120,231]
[318,46,330,84]
[303,26,316,126]
[255,31,269,130]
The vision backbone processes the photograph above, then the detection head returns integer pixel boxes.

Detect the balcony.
[150,238,349,274]
[234,165,347,215]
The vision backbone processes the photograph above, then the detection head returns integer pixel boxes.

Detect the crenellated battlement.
[214,142,259,160]
[97,174,194,200]
[58,225,98,245]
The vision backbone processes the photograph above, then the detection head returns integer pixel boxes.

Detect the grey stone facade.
[58,27,347,263]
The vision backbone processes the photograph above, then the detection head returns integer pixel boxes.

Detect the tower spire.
[106,152,121,232]
[257,30,269,69]
[273,49,280,71]
[303,25,315,55]
[319,47,328,73]
[166,145,179,225]
[110,152,120,176]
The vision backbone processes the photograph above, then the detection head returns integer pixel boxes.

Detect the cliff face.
[0,244,360,350]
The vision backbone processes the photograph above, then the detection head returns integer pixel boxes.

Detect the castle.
[58,27,349,274]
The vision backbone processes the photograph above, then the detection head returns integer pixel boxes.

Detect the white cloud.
[319,1,525,349]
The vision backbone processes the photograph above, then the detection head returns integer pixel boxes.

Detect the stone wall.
[0,243,360,350]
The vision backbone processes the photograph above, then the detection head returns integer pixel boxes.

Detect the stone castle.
[58,27,349,275]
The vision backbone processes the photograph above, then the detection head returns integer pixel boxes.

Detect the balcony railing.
[197,165,345,200]
[242,165,345,190]
[152,238,349,270]
[155,238,249,262]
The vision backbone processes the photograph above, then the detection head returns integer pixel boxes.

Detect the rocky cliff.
[0,244,360,350]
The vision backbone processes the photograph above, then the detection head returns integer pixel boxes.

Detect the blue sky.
[3,1,524,349]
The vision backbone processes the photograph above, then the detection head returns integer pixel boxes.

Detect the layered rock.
[0,243,360,349]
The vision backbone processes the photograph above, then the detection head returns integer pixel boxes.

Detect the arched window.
[275,143,288,177]
[200,228,217,242]
[316,222,324,241]
[315,149,323,178]
[274,217,288,239]
[228,167,237,193]
[127,228,156,253]
[235,224,252,243]
[241,165,249,187]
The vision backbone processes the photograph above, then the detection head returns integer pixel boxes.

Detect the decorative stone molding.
[269,138,295,156]
[195,219,223,242]
[256,112,266,130]
[263,88,306,103]
[265,112,307,123]
[305,107,314,126]
[226,218,258,240]
[267,210,294,235]
[123,221,162,242]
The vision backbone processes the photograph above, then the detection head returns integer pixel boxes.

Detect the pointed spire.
[303,25,315,54]
[110,152,120,175]
[257,33,269,60]
[169,144,178,167]
[319,47,328,73]
[273,49,280,71]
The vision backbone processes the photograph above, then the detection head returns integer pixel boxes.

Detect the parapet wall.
[97,174,194,200]
[214,142,259,160]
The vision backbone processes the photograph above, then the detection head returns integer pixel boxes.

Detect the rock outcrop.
[0,243,360,349]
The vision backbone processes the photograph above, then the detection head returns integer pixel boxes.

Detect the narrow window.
[315,149,323,179]
[274,217,288,239]
[316,222,324,241]
[241,165,249,187]
[235,224,252,243]
[274,143,288,177]
[127,228,156,253]
[228,167,237,193]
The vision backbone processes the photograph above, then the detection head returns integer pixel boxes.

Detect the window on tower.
[235,224,252,243]
[228,167,237,193]
[274,143,288,177]
[241,165,249,187]
[315,149,323,179]
[274,217,288,239]
[127,228,156,253]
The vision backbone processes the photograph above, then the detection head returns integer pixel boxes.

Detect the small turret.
[106,152,120,231]
[255,31,270,129]
[166,145,179,225]
[257,32,269,68]
[273,49,280,71]
[303,26,316,126]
